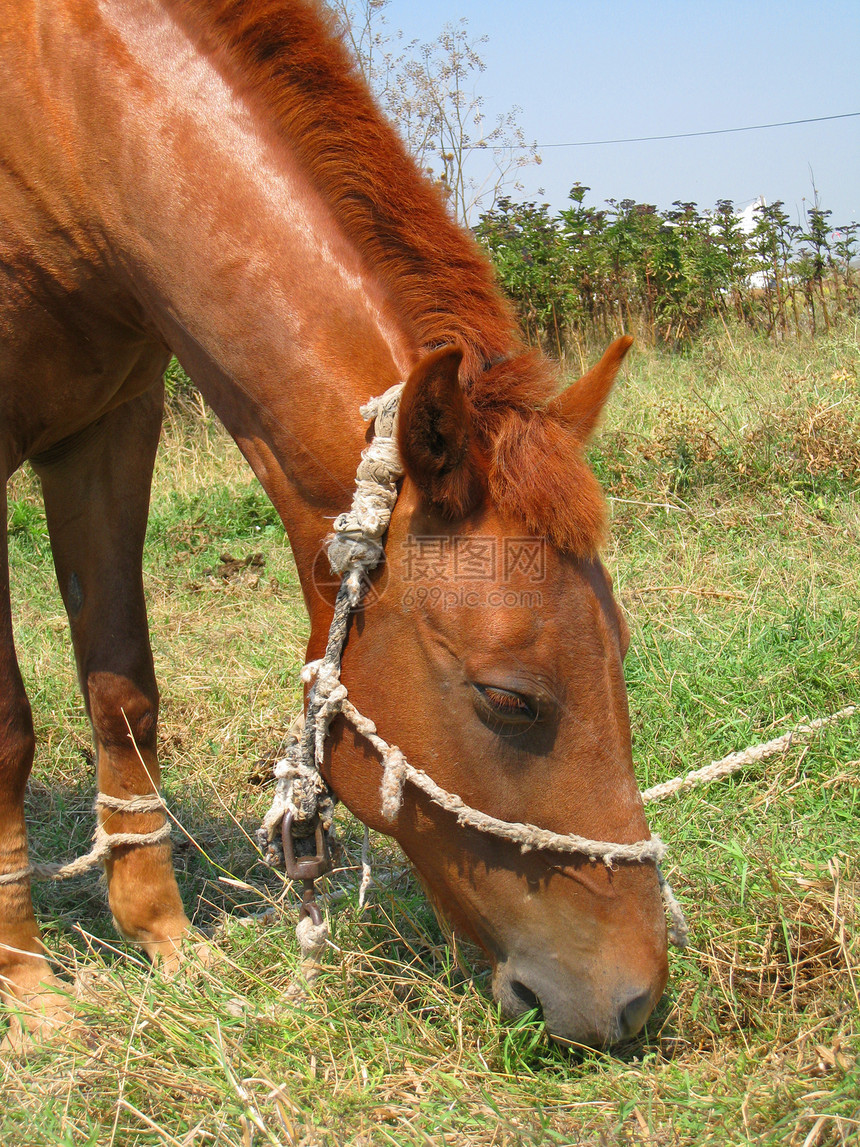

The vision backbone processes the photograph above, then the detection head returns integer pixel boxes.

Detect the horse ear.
[548,335,633,443]
[397,346,485,517]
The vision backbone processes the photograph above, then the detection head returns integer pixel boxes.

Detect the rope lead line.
[641,706,856,803]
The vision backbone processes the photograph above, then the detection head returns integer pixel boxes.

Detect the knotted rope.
[256,383,406,976]
[0,794,170,885]
[256,715,335,871]
[325,383,405,605]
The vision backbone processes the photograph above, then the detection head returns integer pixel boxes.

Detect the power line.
[463,110,860,150]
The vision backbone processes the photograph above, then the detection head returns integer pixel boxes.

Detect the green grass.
[2,324,859,1145]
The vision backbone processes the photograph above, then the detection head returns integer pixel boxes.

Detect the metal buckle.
[281,811,331,881]
[299,885,324,926]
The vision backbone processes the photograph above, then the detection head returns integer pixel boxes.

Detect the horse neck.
[71,0,417,602]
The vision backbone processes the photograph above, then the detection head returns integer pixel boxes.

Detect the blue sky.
[380,0,859,228]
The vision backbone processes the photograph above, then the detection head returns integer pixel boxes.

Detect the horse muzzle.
[492,952,666,1049]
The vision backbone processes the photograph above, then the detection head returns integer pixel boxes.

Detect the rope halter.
[258,382,689,950]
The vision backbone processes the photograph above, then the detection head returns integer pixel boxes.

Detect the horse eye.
[474,685,537,723]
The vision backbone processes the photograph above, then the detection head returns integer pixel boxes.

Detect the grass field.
[1,323,858,1146]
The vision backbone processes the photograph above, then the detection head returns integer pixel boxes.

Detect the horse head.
[323,337,669,1048]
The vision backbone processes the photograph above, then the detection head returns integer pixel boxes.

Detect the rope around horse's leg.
[0,794,170,884]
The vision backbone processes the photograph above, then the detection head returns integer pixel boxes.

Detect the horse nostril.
[509,979,541,1013]
[618,989,653,1039]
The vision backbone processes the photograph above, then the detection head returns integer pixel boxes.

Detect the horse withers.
[0,0,668,1049]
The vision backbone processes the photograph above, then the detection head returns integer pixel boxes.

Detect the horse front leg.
[34,385,193,970]
[0,485,68,1047]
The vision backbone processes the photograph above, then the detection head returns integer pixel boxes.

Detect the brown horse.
[0,0,668,1048]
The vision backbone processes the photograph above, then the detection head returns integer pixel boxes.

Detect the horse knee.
[86,671,159,754]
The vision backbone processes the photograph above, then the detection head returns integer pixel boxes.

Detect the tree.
[711,199,752,325]
[328,0,540,225]
[476,196,570,353]
[831,222,859,311]
[798,199,834,334]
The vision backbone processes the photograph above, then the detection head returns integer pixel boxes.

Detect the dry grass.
[597,320,860,501]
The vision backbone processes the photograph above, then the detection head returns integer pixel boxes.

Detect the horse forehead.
[394,497,616,648]
[457,548,612,650]
[499,536,609,607]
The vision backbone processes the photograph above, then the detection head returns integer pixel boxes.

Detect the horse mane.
[168,0,607,554]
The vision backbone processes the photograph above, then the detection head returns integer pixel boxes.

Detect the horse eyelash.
[479,686,535,718]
